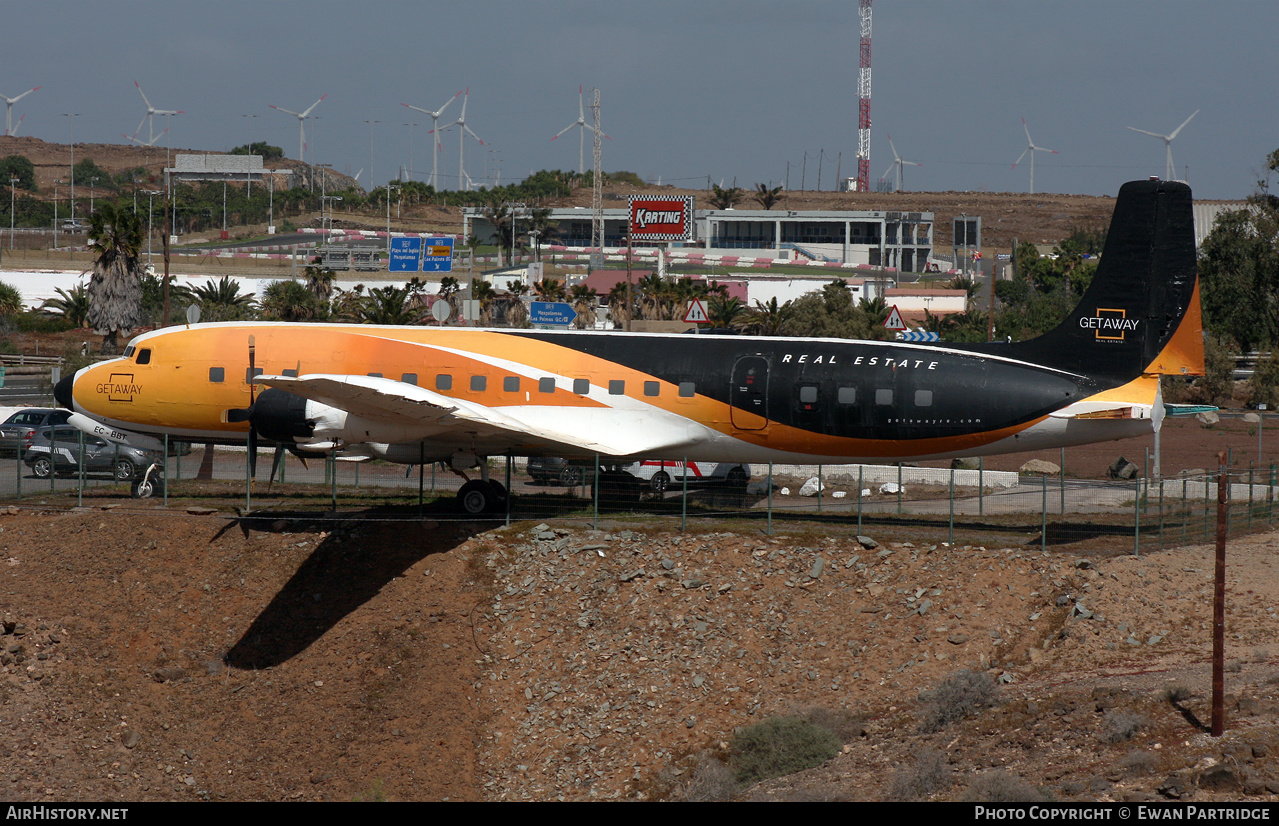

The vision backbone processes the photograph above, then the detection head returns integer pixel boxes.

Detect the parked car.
[527,456,591,486]
[619,460,750,492]
[22,425,160,481]
[0,408,72,458]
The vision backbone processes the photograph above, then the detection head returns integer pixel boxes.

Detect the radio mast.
[856,0,873,193]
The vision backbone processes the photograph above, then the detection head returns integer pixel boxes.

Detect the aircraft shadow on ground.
[222,508,485,670]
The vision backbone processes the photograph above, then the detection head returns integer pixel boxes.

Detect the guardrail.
[0,354,64,367]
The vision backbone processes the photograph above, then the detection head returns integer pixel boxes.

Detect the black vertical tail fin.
[1004,179,1203,381]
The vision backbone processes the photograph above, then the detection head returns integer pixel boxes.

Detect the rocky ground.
[3,468,1279,803]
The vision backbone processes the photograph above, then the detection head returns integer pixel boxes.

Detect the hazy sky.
[3,0,1273,200]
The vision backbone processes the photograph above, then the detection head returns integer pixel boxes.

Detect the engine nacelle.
[252,388,442,450]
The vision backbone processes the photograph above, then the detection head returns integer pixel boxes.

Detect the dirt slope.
[4,499,1279,802]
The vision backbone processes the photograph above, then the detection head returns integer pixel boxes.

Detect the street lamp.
[385,183,399,253]
[89,176,98,215]
[142,190,162,264]
[9,177,18,251]
[62,113,79,219]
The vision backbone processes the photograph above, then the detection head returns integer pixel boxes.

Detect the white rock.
[832,490,847,499]
[798,477,823,496]
[879,482,903,495]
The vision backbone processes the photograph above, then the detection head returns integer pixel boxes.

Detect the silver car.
[22,425,159,480]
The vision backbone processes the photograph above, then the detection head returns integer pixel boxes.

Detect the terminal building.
[463,204,935,272]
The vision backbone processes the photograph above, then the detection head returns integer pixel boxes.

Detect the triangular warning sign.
[883,305,906,331]
[683,298,710,323]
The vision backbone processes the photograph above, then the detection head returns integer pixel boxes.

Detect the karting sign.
[629,195,694,242]
[388,237,422,272]
[422,236,455,272]
[883,305,906,331]
[683,298,709,323]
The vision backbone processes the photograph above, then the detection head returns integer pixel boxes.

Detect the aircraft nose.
[54,373,75,409]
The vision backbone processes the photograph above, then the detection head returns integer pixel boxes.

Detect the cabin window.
[470,376,487,392]
[609,380,625,395]
[573,378,590,394]
[282,368,298,377]
[875,389,893,406]
[539,377,555,393]
[799,385,818,404]
[367,372,383,378]
[401,373,418,386]
[678,382,696,398]
[643,381,660,397]
[436,374,452,390]
[837,386,857,405]
[503,376,520,392]
[914,390,934,407]
[209,367,225,383]
[246,367,263,384]
[136,349,152,365]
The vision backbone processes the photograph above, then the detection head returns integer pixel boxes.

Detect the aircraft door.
[731,356,769,430]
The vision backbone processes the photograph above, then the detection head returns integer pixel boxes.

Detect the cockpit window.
[136,349,152,365]
[123,346,135,358]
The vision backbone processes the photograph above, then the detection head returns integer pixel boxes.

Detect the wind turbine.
[1011,118,1057,194]
[435,88,485,191]
[122,129,169,147]
[550,85,611,175]
[880,134,921,192]
[1127,110,1198,182]
[2,86,40,136]
[269,94,327,163]
[133,81,183,145]
[402,90,461,190]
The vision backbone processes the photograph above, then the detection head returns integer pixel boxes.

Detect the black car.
[0,408,72,458]
[22,425,159,481]
[527,457,593,486]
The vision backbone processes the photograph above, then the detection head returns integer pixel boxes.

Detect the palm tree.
[190,276,256,322]
[0,280,23,316]
[41,285,91,328]
[707,295,746,329]
[533,277,568,302]
[86,201,144,352]
[709,183,742,210]
[753,183,784,209]
[746,297,794,336]
[569,284,597,329]
[357,285,420,325]
[502,283,530,327]
[260,280,324,322]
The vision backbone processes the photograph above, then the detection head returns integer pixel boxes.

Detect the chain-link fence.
[1,443,1271,555]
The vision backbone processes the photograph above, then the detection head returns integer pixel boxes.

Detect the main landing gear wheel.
[457,480,507,515]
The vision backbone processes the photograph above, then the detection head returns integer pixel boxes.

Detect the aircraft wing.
[255,373,710,458]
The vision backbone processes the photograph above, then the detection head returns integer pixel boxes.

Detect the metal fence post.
[1041,474,1047,553]
[767,462,774,536]
[1134,474,1141,556]
[681,455,687,532]
[592,454,599,531]
[896,462,902,515]
[948,467,955,546]
[817,464,822,513]
[1060,447,1066,514]
[857,465,863,535]
[978,457,984,516]
[77,431,84,507]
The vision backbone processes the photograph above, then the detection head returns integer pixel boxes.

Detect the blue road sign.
[422,236,455,272]
[529,301,576,327]
[389,237,422,272]
[897,331,940,342]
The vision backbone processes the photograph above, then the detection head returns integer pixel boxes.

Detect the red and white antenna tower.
[856,0,873,193]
